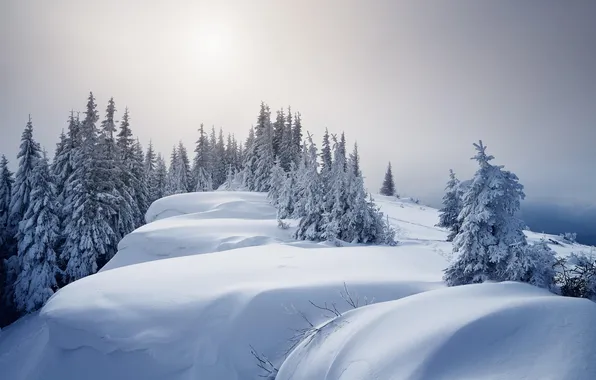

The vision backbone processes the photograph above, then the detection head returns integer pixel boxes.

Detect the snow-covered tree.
[292,112,303,165]
[52,111,80,203]
[272,108,285,160]
[268,159,286,206]
[294,134,325,240]
[254,103,275,192]
[61,92,117,281]
[154,153,168,199]
[379,162,396,196]
[437,169,462,241]
[279,111,294,171]
[0,156,14,253]
[132,140,149,225]
[277,162,297,219]
[242,126,257,190]
[193,124,213,191]
[444,141,532,286]
[9,116,42,242]
[320,128,333,176]
[14,155,60,313]
[0,155,15,325]
[145,141,159,204]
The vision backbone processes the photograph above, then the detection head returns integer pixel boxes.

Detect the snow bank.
[277,281,596,380]
[37,245,445,380]
[145,191,275,223]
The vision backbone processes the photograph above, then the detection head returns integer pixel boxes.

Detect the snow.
[1,192,594,380]
[277,281,596,380]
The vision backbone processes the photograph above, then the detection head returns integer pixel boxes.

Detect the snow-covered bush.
[554,251,596,300]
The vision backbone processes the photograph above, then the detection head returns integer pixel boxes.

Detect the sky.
[1,0,595,238]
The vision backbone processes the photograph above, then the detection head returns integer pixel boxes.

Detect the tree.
[380,162,396,196]
[294,134,325,241]
[14,155,60,313]
[0,155,15,326]
[192,124,212,192]
[444,141,532,286]
[279,111,294,171]
[253,103,274,192]
[272,108,285,160]
[242,126,257,190]
[268,159,286,206]
[320,128,333,176]
[52,111,80,203]
[61,92,117,281]
[9,116,42,242]
[145,141,159,204]
[292,112,303,165]
[154,153,168,199]
[132,140,149,225]
[437,169,462,241]
[277,162,297,219]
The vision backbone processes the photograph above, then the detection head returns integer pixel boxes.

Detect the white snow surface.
[1,192,594,380]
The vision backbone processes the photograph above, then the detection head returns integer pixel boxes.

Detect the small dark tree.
[380,162,396,196]
[437,169,462,241]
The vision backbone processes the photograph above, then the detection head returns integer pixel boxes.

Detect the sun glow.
[191,24,232,63]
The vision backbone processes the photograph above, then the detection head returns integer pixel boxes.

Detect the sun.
[191,24,231,62]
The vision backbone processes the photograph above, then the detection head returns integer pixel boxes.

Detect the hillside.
[0,192,594,380]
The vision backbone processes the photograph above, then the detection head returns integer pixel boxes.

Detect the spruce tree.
[279,113,294,171]
[242,126,257,190]
[166,145,179,195]
[272,108,285,160]
[14,154,60,313]
[213,129,227,188]
[254,103,274,192]
[52,112,80,204]
[116,107,142,229]
[193,124,213,192]
[132,140,150,224]
[61,92,117,281]
[176,141,192,193]
[145,141,159,204]
[277,162,297,219]
[437,169,462,241]
[9,116,42,240]
[320,128,333,176]
[294,134,325,241]
[444,141,531,286]
[292,112,303,165]
[268,159,286,206]
[0,155,15,326]
[154,153,168,199]
[380,162,396,196]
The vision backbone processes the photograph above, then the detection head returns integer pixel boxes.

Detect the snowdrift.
[277,282,596,380]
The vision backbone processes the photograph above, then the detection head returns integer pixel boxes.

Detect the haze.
[1,0,595,239]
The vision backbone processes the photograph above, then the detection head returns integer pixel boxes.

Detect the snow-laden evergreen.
[52,112,81,204]
[0,155,15,326]
[267,159,286,207]
[254,103,275,192]
[9,116,42,244]
[192,124,213,192]
[272,108,285,161]
[242,126,258,191]
[380,162,396,196]
[437,169,462,241]
[294,134,325,240]
[291,112,303,166]
[14,154,60,313]
[154,153,168,200]
[145,141,159,204]
[61,93,118,282]
[132,140,150,226]
[444,141,552,287]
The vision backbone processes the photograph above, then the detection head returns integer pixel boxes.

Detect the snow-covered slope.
[277,281,596,380]
[0,192,594,380]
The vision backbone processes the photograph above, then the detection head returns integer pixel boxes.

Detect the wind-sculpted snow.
[277,282,596,380]
[1,192,594,380]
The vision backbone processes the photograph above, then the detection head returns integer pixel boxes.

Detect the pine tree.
[61,92,117,281]
[193,124,213,192]
[320,128,333,175]
[9,116,42,241]
[176,141,192,192]
[277,162,297,219]
[166,145,179,195]
[268,159,286,206]
[14,154,60,313]
[272,108,285,160]
[279,112,294,171]
[242,126,257,191]
[52,112,80,204]
[0,155,15,326]
[213,129,227,188]
[154,153,168,199]
[254,103,274,192]
[380,162,396,196]
[294,134,325,241]
[322,135,349,242]
[145,141,159,204]
[437,169,462,241]
[444,141,531,286]
[292,112,303,165]
[132,139,150,225]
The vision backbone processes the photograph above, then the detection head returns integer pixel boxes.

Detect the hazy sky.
[1,0,595,208]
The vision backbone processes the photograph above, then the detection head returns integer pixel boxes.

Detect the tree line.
[0,95,397,327]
